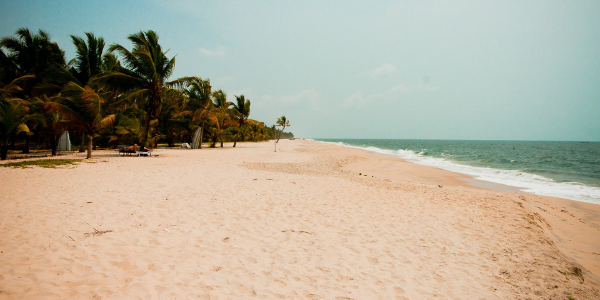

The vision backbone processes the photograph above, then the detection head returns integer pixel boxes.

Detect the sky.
[1,0,599,141]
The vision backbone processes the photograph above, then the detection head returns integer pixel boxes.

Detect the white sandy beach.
[1,139,599,299]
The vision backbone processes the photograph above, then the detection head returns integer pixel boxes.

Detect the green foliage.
[70,32,105,86]
[0,27,292,157]
[275,116,290,142]
[0,28,65,79]
[93,30,195,147]
[2,158,82,168]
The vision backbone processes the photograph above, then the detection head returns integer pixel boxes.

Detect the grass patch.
[2,159,83,169]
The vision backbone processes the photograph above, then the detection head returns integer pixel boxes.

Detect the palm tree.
[249,124,261,142]
[1,28,66,153]
[0,101,33,160]
[108,113,145,147]
[160,87,191,147]
[68,32,107,153]
[190,101,213,149]
[180,77,210,146]
[231,95,250,126]
[231,94,250,146]
[210,89,232,147]
[0,77,38,160]
[63,82,116,158]
[93,30,194,147]
[29,94,77,156]
[276,115,290,143]
[227,126,241,147]
[170,77,211,148]
[69,33,105,86]
[0,49,19,85]
[0,28,66,81]
[185,77,212,111]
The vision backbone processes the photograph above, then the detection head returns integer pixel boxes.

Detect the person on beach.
[123,144,138,152]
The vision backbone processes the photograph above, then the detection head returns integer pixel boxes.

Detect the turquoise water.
[315,139,600,204]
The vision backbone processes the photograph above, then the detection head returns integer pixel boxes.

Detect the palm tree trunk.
[199,127,203,149]
[1,142,8,160]
[220,138,223,148]
[86,134,93,159]
[22,135,30,153]
[141,114,151,148]
[79,132,85,152]
[211,134,217,148]
[277,125,286,142]
[233,136,237,148]
[51,135,58,156]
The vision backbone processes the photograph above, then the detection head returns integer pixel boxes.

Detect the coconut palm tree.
[210,89,233,147]
[0,101,33,160]
[108,113,145,147]
[69,33,105,86]
[276,115,290,143]
[230,94,250,146]
[65,32,108,152]
[0,28,66,81]
[0,77,38,160]
[93,30,194,147]
[185,77,211,111]
[29,94,77,156]
[0,49,19,86]
[170,77,211,148]
[62,82,116,158]
[1,28,66,153]
[226,126,241,147]
[231,95,250,126]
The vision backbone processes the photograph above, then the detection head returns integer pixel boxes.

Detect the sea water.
[314,139,600,205]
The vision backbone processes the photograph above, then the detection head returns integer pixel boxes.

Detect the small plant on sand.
[2,159,82,168]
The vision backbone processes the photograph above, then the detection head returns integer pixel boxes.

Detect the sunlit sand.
[1,140,599,299]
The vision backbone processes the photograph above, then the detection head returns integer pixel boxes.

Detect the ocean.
[314,139,600,205]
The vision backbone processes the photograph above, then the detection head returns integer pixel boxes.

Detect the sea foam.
[319,141,600,205]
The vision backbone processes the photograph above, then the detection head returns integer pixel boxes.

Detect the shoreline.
[315,140,600,282]
[1,139,599,298]
[313,139,600,205]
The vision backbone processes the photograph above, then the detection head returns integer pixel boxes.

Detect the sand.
[0,139,599,299]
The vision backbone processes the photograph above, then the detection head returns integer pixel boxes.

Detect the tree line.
[0,28,292,160]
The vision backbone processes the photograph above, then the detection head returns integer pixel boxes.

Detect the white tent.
[58,131,71,151]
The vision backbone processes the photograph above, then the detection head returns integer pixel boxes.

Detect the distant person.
[123,144,138,152]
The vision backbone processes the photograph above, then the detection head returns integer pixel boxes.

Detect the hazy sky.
[2,0,599,140]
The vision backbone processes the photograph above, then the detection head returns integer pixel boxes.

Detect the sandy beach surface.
[1,139,599,299]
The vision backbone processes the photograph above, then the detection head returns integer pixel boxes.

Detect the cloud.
[260,89,322,111]
[198,46,225,56]
[365,63,398,77]
[342,92,370,109]
[343,83,441,109]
